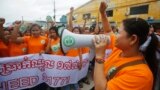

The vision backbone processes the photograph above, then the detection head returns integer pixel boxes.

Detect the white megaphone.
[58,28,110,60]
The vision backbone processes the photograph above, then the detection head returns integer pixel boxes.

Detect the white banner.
[0,54,89,90]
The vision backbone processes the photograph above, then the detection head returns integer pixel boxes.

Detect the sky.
[0,0,90,23]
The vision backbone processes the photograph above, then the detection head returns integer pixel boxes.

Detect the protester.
[45,26,63,55]
[46,26,62,90]
[91,20,100,35]
[11,22,48,90]
[11,23,48,54]
[93,2,159,90]
[41,30,47,37]
[154,24,160,35]
[24,29,31,36]
[4,29,11,40]
[83,27,90,34]
[1,1,160,90]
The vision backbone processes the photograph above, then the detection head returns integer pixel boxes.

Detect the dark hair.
[49,26,57,32]
[72,27,82,34]
[84,27,89,30]
[111,26,118,33]
[23,25,31,36]
[29,24,41,36]
[30,24,41,31]
[49,26,58,36]
[89,26,95,33]
[18,32,23,37]
[123,18,158,89]
[90,25,101,34]
[4,27,8,31]
[153,23,160,32]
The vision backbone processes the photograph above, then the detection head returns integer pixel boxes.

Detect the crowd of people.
[0,1,160,90]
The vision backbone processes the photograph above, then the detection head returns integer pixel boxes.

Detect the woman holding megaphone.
[93,2,158,90]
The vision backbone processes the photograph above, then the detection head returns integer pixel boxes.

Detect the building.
[67,0,102,27]
[66,0,160,27]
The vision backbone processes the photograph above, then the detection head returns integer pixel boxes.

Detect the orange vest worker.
[50,38,63,55]
[104,34,153,90]
[24,36,48,54]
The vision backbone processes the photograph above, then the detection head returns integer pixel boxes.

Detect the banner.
[0,54,89,90]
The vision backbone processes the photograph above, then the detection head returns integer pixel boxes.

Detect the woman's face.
[24,30,30,36]
[156,29,160,35]
[50,29,57,39]
[149,26,154,35]
[41,30,46,36]
[84,29,90,34]
[31,26,41,37]
[4,30,10,39]
[99,29,104,34]
[73,28,80,34]
[115,24,133,50]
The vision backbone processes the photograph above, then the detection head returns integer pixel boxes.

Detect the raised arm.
[94,18,100,34]
[93,35,109,90]
[100,2,112,33]
[68,7,74,31]
[10,21,24,43]
[82,19,87,33]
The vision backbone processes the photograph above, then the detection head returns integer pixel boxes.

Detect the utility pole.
[53,0,56,21]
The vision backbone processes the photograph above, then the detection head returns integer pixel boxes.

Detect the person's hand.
[14,21,21,28]
[47,38,52,45]
[77,62,82,70]
[99,2,108,14]
[0,18,5,25]
[70,7,74,13]
[93,35,110,59]
[14,21,21,25]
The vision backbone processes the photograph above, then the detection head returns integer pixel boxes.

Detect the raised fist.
[99,2,108,13]
[70,7,74,13]
[0,18,5,25]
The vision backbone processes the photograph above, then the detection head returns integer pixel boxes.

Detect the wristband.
[95,58,105,64]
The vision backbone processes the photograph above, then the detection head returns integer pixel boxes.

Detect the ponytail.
[142,33,159,89]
